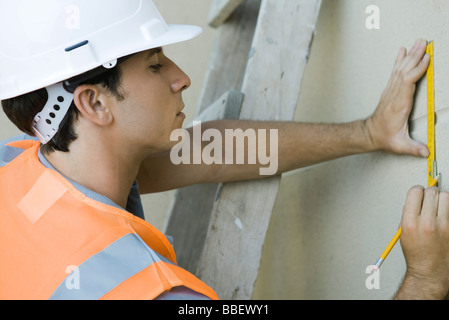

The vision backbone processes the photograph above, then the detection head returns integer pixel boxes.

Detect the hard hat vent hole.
[49,113,56,119]
[46,119,52,125]
[57,96,64,103]
[54,105,61,111]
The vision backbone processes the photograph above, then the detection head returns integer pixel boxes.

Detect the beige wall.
[1,0,447,300]
[254,0,449,299]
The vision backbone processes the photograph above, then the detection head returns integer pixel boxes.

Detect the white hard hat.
[0,0,202,100]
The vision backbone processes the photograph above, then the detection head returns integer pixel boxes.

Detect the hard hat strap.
[32,55,131,145]
[32,82,74,145]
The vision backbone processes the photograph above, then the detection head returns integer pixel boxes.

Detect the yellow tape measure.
[427,41,436,186]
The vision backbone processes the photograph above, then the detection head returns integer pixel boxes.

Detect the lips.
[177,105,185,116]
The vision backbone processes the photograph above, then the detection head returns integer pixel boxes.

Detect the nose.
[170,61,191,93]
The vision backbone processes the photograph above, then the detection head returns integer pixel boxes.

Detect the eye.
[150,63,163,71]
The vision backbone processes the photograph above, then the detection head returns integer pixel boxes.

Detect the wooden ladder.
[164,0,322,300]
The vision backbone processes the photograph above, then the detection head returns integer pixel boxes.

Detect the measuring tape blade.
[427,41,436,186]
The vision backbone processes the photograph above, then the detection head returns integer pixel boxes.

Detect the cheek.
[117,82,179,148]
[127,104,177,148]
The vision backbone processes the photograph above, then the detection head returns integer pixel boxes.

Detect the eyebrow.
[147,47,163,59]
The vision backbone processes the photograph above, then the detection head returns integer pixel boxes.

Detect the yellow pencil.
[373,175,441,271]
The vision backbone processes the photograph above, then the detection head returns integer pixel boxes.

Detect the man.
[0,1,447,299]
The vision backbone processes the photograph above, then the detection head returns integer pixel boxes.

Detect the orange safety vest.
[0,140,218,300]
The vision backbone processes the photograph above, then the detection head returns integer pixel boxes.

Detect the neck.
[44,137,143,209]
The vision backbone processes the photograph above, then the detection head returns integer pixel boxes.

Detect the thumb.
[402,138,429,158]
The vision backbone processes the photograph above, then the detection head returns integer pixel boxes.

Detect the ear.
[73,84,114,126]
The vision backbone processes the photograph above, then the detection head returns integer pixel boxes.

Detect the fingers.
[394,39,430,83]
[402,186,449,223]
[402,186,425,221]
[402,40,427,71]
[407,53,430,83]
[402,186,437,237]
[437,191,449,223]
[421,187,439,220]
[395,47,407,65]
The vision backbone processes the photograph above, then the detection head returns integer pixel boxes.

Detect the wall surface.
[254,0,449,299]
[1,0,448,300]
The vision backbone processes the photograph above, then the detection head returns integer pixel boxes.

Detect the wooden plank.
[197,0,261,115]
[208,0,245,28]
[193,90,244,124]
[164,0,261,275]
[197,0,323,300]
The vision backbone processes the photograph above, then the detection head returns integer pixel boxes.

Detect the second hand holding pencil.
[373,175,441,271]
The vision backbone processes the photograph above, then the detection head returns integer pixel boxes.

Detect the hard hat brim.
[117,24,203,62]
[159,24,203,48]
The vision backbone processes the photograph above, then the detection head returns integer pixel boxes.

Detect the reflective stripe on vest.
[50,233,168,300]
[0,141,218,300]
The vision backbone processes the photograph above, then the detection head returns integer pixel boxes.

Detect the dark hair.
[1,64,126,154]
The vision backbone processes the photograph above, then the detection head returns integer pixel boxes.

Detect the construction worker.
[0,1,446,300]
